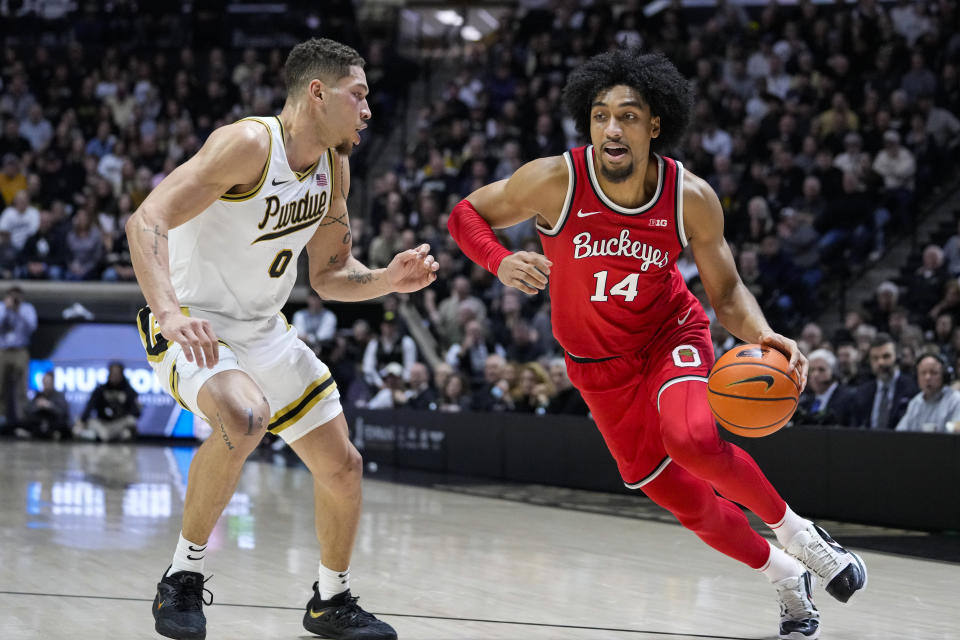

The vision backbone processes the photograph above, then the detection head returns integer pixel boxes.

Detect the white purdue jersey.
[169,116,335,321]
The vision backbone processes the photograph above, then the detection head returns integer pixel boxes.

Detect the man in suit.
[795,349,857,426]
[850,333,918,428]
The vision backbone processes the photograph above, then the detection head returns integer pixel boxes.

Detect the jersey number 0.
[269,249,294,278]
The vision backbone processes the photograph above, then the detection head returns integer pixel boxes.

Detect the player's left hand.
[758,330,808,392]
[386,244,439,293]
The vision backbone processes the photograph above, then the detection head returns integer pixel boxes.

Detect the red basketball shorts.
[565,320,714,487]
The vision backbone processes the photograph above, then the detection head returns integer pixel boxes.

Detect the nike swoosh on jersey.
[271,178,289,186]
[677,307,693,325]
[576,209,602,217]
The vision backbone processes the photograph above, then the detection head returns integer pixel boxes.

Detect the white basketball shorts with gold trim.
[137,306,342,443]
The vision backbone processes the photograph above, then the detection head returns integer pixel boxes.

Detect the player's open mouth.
[354,125,366,145]
[603,144,628,160]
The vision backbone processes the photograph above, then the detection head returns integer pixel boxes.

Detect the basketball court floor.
[1,439,957,640]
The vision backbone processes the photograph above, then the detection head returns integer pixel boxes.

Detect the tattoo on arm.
[347,269,376,284]
[328,254,340,266]
[340,157,348,200]
[217,412,235,450]
[142,224,168,256]
[318,211,348,228]
[342,231,352,245]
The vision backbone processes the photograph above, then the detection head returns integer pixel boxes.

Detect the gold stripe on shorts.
[268,373,337,434]
[169,363,189,410]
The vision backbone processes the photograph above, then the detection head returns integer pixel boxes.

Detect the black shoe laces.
[171,574,214,612]
[325,595,378,628]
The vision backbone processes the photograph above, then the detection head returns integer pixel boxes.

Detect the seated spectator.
[835,342,865,386]
[800,322,824,354]
[942,217,960,277]
[292,291,337,353]
[438,373,470,413]
[0,190,40,251]
[101,226,135,281]
[832,132,871,188]
[74,361,141,441]
[362,311,417,389]
[365,362,409,410]
[446,318,505,387]
[928,278,960,326]
[469,354,512,412]
[405,362,437,410]
[795,349,856,426]
[895,354,960,433]
[65,208,104,280]
[850,333,919,429]
[863,280,900,333]
[905,245,947,318]
[872,130,915,228]
[510,362,555,414]
[18,371,70,439]
[19,208,68,280]
[0,230,16,278]
[505,318,544,363]
[0,153,28,206]
[546,358,589,415]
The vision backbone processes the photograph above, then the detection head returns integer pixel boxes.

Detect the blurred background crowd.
[2,0,960,436]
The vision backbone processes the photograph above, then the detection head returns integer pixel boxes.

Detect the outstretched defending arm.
[306,151,438,301]
[447,156,567,295]
[683,171,808,388]
[126,121,270,367]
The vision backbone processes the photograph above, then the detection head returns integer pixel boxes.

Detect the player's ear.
[308,78,326,103]
[650,115,661,139]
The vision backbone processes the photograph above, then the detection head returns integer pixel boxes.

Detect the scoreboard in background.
[29,322,201,438]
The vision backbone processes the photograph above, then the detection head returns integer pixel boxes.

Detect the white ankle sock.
[168,531,207,577]
[760,543,803,583]
[318,562,350,600]
[766,505,810,547]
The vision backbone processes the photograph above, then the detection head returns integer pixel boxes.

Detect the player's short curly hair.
[284,38,365,96]
[561,50,694,154]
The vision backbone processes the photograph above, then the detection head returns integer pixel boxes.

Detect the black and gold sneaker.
[152,567,212,640]
[303,583,396,640]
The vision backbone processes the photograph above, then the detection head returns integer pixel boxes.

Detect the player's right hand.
[159,313,220,368]
[497,251,552,295]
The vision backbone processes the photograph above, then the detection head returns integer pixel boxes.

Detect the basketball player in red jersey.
[448,50,866,640]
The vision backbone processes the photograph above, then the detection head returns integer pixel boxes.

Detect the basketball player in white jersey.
[127,38,435,640]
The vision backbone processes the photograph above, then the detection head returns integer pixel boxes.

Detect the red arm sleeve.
[447,199,513,276]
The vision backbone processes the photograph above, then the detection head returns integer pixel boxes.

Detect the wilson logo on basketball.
[735,347,767,358]
[726,375,775,391]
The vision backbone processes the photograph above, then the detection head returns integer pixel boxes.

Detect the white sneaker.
[786,523,867,603]
[775,571,820,640]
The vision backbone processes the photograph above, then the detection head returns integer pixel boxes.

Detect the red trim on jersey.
[538,146,706,358]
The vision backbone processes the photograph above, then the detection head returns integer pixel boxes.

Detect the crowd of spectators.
[3,2,960,425]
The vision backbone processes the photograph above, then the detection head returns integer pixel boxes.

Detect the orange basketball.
[707,344,801,437]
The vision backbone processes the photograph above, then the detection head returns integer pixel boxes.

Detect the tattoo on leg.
[217,412,235,450]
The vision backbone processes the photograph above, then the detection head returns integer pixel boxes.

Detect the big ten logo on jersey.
[256,190,329,242]
[648,218,668,227]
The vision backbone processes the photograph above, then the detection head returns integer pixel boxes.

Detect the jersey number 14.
[590,270,639,302]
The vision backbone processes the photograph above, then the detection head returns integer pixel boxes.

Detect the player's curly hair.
[284,38,365,96]
[562,50,694,154]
